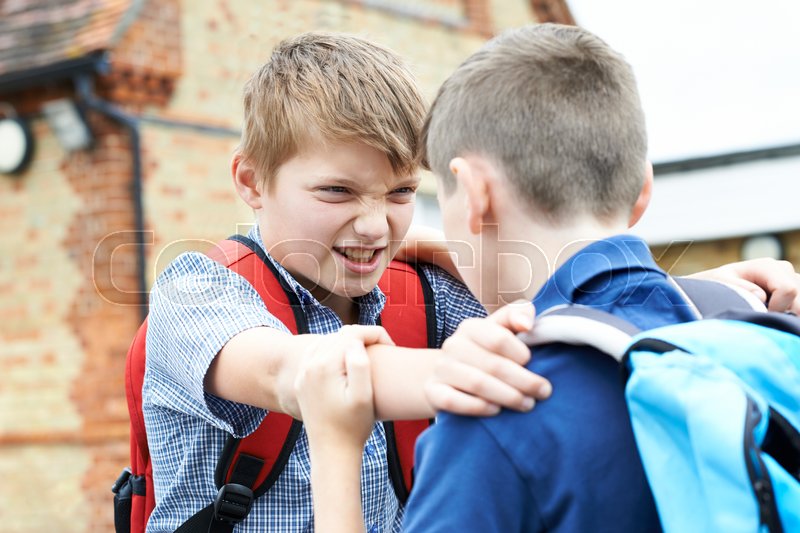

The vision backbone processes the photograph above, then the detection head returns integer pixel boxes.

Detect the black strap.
[176,454,263,533]
[763,407,800,482]
[175,505,229,533]
[716,309,800,337]
[672,277,755,317]
[415,263,438,350]
[112,469,133,533]
[383,421,408,503]
[229,454,265,486]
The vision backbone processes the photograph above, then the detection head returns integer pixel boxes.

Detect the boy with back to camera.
[404,23,669,531]
[295,23,800,533]
[147,29,799,533]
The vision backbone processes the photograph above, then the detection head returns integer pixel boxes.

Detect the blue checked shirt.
[143,226,486,532]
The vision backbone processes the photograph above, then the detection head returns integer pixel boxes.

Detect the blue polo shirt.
[404,235,698,533]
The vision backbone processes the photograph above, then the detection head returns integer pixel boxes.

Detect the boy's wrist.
[308,426,370,455]
[276,334,326,418]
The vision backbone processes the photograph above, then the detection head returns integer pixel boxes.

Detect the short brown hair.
[239,32,426,185]
[421,23,647,223]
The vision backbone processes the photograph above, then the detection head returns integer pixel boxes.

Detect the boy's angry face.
[257,141,419,304]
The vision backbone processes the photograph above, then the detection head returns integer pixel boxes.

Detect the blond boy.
[143,32,547,533]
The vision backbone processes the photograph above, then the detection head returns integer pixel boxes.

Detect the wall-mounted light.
[42,98,93,152]
[0,103,35,176]
[741,234,784,261]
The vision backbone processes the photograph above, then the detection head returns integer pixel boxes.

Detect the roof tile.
[0,0,135,76]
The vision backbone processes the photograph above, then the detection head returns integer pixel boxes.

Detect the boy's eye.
[390,186,417,202]
[319,186,350,194]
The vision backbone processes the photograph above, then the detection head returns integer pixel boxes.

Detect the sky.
[567,0,800,162]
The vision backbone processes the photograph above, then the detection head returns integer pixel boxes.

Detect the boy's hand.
[295,325,387,447]
[426,301,552,417]
[687,258,800,314]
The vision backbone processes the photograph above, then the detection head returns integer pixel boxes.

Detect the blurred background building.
[0,0,797,530]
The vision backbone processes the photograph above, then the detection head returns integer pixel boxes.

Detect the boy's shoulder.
[413,262,486,339]
[156,250,222,279]
[151,251,230,298]
[415,262,464,292]
[152,250,260,302]
[147,249,291,341]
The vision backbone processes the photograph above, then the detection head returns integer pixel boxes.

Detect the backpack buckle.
[213,483,254,525]
[111,467,132,495]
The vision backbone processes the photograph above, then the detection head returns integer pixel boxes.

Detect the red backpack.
[112,235,435,533]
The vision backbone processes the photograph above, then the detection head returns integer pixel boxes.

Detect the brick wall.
[0,1,521,530]
[0,119,92,529]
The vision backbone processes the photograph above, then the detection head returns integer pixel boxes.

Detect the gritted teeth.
[336,247,378,263]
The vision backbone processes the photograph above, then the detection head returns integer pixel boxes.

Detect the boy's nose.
[353,205,390,242]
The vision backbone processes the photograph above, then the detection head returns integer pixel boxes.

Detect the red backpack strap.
[125,321,150,464]
[378,261,437,504]
[175,235,305,532]
[205,235,309,329]
[113,320,153,533]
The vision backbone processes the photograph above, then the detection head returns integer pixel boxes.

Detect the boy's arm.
[206,326,391,419]
[207,307,549,421]
[403,414,527,533]
[686,257,800,313]
[394,225,461,281]
[204,327,315,418]
[295,329,375,533]
[369,302,549,420]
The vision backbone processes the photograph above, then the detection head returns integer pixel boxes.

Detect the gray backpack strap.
[671,277,764,318]
[518,305,639,363]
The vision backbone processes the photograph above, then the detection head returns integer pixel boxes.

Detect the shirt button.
[369,525,379,533]
[365,443,376,456]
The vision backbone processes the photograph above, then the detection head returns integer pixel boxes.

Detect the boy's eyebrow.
[312,175,422,189]
[310,175,366,191]
[313,175,361,186]
[395,175,422,188]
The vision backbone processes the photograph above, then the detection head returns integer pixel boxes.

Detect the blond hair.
[422,24,647,222]
[239,32,426,184]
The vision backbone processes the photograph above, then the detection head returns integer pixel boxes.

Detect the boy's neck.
[308,285,361,325]
[483,211,629,313]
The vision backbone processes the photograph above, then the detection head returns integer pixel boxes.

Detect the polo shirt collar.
[533,234,662,313]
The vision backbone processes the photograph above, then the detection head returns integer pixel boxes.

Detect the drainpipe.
[74,74,148,322]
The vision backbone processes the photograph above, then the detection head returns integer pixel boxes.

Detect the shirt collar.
[246,225,387,319]
[533,234,663,313]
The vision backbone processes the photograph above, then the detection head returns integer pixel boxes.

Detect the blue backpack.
[523,279,800,532]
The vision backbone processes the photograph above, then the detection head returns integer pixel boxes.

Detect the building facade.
[0,0,555,530]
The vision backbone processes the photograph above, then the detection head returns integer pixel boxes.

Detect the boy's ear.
[628,160,653,228]
[231,153,263,209]
[450,157,491,234]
